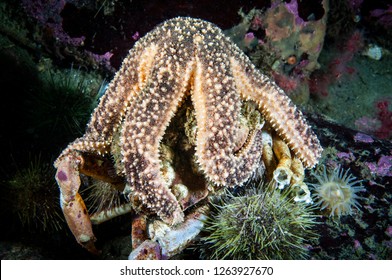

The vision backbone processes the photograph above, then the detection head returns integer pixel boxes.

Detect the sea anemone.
[309,165,365,217]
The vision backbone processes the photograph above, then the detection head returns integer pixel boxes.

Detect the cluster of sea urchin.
[309,166,365,217]
[200,182,318,260]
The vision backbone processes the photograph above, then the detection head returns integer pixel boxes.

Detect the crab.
[53,17,322,258]
[55,102,311,258]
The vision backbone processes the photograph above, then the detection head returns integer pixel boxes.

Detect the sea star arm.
[230,56,323,168]
[54,40,159,165]
[120,38,195,225]
[191,28,264,187]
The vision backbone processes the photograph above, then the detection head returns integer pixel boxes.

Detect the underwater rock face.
[264,0,329,74]
[306,114,392,260]
[222,0,330,105]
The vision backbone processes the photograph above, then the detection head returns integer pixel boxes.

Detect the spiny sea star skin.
[55,17,322,225]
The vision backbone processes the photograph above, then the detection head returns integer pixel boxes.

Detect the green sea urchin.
[28,67,101,150]
[5,155,64,232]
[200,182,318,260]
[309,166,365,217]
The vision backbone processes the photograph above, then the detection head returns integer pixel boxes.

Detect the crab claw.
[55,155,100,255]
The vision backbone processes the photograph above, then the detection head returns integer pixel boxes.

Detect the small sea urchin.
[309,166,365,217]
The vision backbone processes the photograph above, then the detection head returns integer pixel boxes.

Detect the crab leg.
[90,203,134,225]
[55,153,99,254]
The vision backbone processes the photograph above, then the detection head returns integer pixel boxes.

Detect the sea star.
[55,17,322,227]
